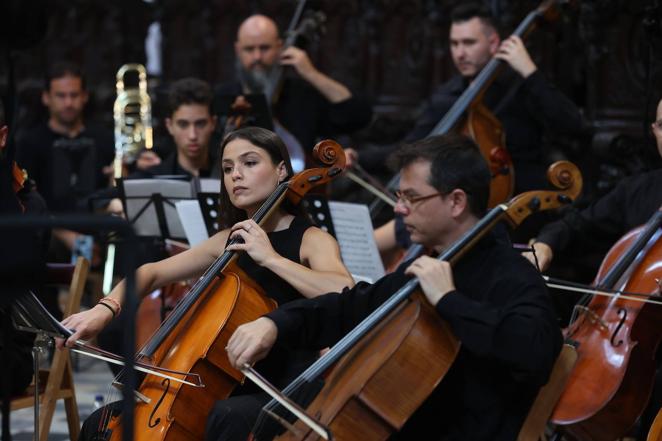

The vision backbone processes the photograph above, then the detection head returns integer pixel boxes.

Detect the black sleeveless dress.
[202,216,325,441]
[234,215,319,390]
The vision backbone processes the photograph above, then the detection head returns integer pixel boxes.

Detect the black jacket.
[215,77,373,153]
[537,168,662,256]
[406,70,584,193]
[266,232,562,440]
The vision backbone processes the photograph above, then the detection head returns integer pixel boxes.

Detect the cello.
[550,205,662,440]
[648,407,662,441]
[250,160,582,441]
[101,139,346,441]
[369,0,570,217]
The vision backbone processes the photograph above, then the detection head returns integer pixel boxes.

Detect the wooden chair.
[10,256,89,441]
[517,344,579,441]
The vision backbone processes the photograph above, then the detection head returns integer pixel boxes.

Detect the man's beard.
[235,59,277,98]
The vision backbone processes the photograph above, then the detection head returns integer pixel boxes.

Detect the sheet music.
[12,292,74,338]
[328,201,385,283]
[123,179,193,239]
[198,178,221,194]
[175,200,210,246]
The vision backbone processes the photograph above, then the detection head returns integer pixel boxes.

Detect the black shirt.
[537,168,662,256]
[16,123,114,212]
[132,149,221,179]
[407,70,583,193]
[266,232,562,440]
[88,148,221,211]
[215,78,373,154]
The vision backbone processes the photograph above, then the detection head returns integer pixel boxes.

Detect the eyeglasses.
[652,119,662,131]
[394,190,443,207]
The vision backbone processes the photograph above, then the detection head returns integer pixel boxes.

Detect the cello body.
[648,407,662,441]
[551,225,662,440]
[109,263,276,440]
[276,293,460,441]
[462,101,513,208]
[256,161,582,441]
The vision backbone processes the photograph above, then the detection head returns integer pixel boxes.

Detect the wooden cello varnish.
[105,140,346,441]
[551,207,662,440]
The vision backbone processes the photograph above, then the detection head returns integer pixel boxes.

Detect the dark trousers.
[79,393,269,441]
[205,392,270,441]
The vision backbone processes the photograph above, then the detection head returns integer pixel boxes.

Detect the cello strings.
[242,365,330,440]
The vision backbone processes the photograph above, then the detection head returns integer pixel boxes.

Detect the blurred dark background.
[1,0,662,201]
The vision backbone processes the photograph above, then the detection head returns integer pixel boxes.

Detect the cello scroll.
[285,140,345,204]
[504,160,582,228]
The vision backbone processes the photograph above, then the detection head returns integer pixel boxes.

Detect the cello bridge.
[572,305,608,331]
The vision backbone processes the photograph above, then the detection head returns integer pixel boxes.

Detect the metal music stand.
[118,178,193,240]
[197,192,221,236]
[301,194,336,238]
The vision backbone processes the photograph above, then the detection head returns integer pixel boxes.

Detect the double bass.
[551,205,662,440]
[369,0,570,217]
[250,161,582,441]
[101,140,346,440]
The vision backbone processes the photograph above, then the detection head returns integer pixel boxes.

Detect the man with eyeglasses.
[224,133,562,440]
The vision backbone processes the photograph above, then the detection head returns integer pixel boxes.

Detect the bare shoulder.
[197,228,232,259]
[302,225,339,248]
[300,226,342,259]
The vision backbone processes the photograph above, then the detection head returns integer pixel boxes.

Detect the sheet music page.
[175,200,210,246]
[12,292,73,338]
[198,178,221,194]
[328,201,385,283]
[123,179,193,238]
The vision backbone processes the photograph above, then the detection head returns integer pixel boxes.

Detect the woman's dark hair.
[389,133,491,217]
[218,126,295,229]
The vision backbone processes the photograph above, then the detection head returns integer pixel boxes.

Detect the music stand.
[118,178,194,240]
[11,292,72,340]
[10,292,72,441]
[197,192,221,236]
[301,194,337,238]
[214,93,274,131]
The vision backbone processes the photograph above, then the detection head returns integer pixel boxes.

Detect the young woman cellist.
[58,126,355,441]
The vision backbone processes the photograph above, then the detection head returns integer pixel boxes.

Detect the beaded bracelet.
[96,301,116,318]
[99,297,122,318]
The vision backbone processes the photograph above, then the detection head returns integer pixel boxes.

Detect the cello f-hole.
[610,308,627,347]
[148,378,170,428]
